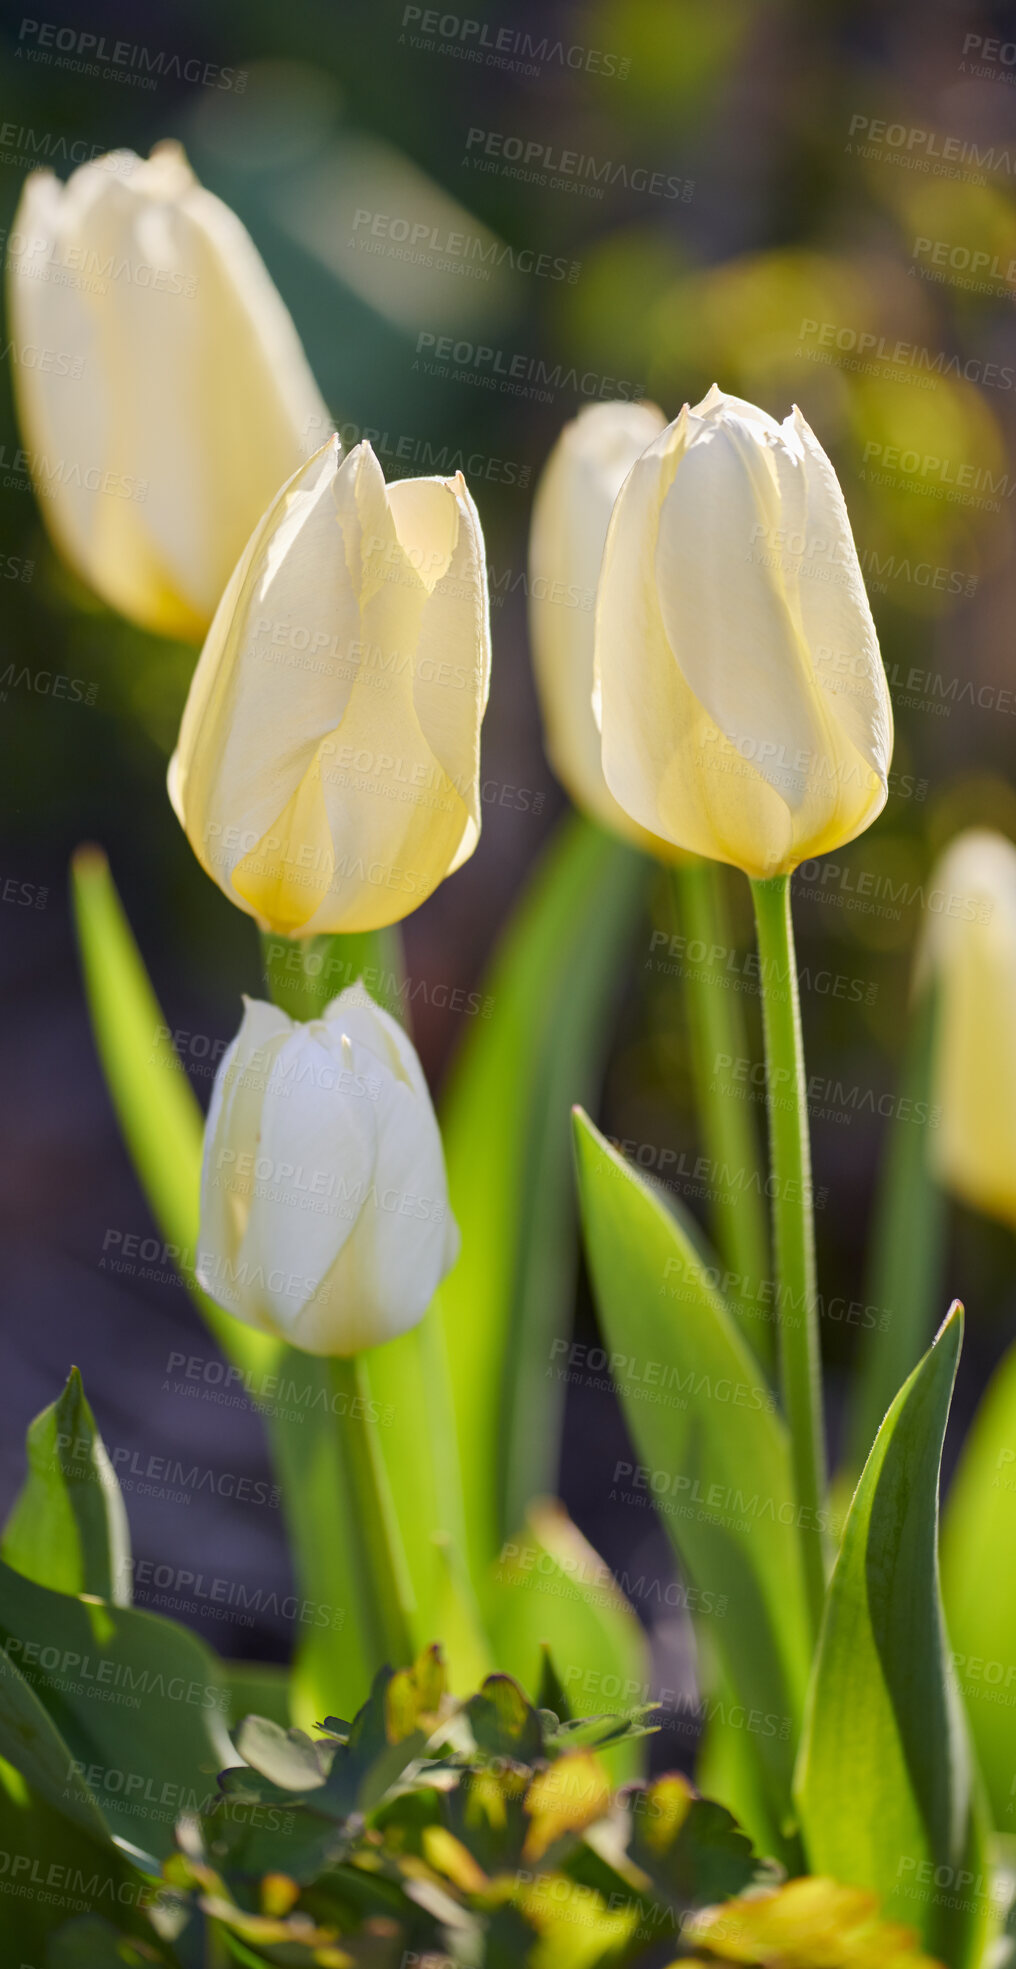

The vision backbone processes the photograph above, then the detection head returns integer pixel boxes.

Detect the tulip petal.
[7,144,329,637]
[236,1022,378,1337]
[197,998,294,1323]
[596,386,892,876]
[528,401,672,851]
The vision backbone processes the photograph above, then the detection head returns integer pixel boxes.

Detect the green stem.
[671,859,772,1367]
[749,873,826,1639]
[330,1355,416,1669]
[261,925,407,1023]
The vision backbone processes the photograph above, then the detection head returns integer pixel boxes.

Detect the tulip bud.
[594,385,893,878]
[169,437,492,935]
[7,142,329,640]
[529,400,683,855]
[198,988,459,1354]
[920,829,1016,1230]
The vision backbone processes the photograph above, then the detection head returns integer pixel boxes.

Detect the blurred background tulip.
[7,141,328,640]
[529,398,682,855]
[922,829,1016,1233]
[169,437,492,934]
[595,386,894,877]
[199,987,459,1353]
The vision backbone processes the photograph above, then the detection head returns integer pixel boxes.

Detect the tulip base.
[749,872,827,1638]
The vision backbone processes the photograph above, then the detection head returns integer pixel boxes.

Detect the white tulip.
[529,400,685,856]
[921,829,1016,1230]
[594,385,893,878]
[7,141,328,639]
[198,988,459,1354]
[169,436,491,935]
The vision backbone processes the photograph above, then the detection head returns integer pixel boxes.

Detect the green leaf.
[439,816,650,1576]
[845,983,945,1483]
[0,1770,157,1963]
[361,1310,490,1689]
[942,1332,1016,1826]
[0,1648,111,1844]
[265,1360,377,1729]
[625,1773,758,1912]
[70,846,274,1383]
[47,1917,169,1965]
[485,1500,650,1787]
[233,1717,327,1791]
[795,1303,991,1969]
[466,1675,544,1763]
[572,1108,809,1841]
[3,1368,131,1606]
[0,1559,234,1860]
[536,1645,572,1722]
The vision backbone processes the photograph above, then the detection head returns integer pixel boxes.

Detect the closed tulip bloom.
[529,400,679,853]
[169,437,491,935]
[921,829,1016,1230]
[595,385,893,878]
[199,989,459,1354]
[7,141,328,640]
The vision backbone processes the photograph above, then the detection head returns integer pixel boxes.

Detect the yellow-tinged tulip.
[199,988,459,1354]
[7,141,328,640]
[594,385,893,878]
[529,400,683,855]
[921,829,1016,1230]
[169,437,492,935]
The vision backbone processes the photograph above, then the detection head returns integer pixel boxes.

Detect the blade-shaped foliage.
[440,817,650,1576]
[2,1367,131,1605]
[572,1108,810,1843]
[71,845,274,1381]
[0,1643,112,1844]
[942,1332,1016,1826]
[796,1304,991,1969]
[845,985,945,1484]
[0,1558,234,1860]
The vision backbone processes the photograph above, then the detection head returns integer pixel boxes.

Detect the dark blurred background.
[2,0,1016,1744]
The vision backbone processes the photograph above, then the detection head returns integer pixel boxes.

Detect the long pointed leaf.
[845,984,945,1481]
[796,1303,990,1969]
[572,1108,809,1846]
[0,1558,234,1860]
[942,1333,1016,1826]
[440,816,650,1578]
[2,1368,131,1605]
[71,846,273,1379]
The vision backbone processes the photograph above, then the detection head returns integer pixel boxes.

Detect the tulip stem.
[749,873,827,1639]
[330,1355,417,1670]
[670,859,772,1368]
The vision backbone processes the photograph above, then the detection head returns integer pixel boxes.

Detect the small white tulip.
[198,989,459,1355]
[594,385,893,878]
[7,141,328,639]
